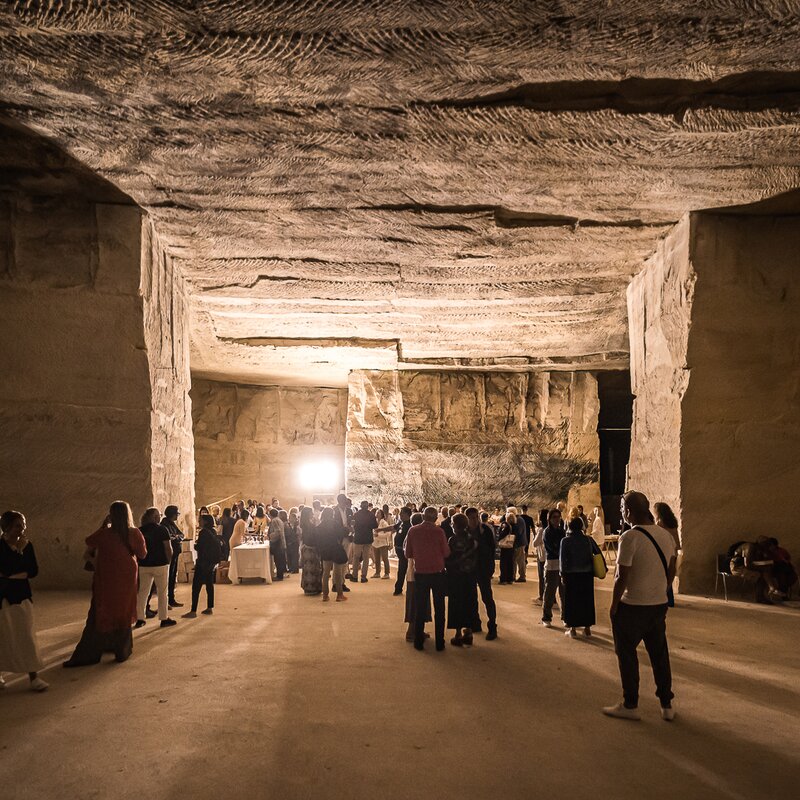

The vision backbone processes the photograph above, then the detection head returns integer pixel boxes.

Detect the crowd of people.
[2,488,795,721]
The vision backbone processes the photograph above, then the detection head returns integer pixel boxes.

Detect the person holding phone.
[64,501,146,667]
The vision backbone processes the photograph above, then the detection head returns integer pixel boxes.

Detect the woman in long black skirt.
[496,513,516,584]
[446,513,479,646]
[559,517,602,638]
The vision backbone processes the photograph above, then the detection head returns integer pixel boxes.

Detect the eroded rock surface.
[2,3,799,384]
[627,208,800,592]
[0,128,195,586]
[346,369,600,507]
[192,379,347,507]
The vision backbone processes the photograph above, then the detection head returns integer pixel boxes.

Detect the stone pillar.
[627,211,800,592]
[346,369,601,508]
[0,192,194,587]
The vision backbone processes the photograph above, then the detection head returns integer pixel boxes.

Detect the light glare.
[298,459,340,492]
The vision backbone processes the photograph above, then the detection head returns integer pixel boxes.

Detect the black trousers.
[272,544,287,580]
[414,572,446,647]
[474,574,497,630]
[286,540,300,573]
[191,564,215,612]
[498,548,515,582]
[612,602,673,708]
[394,552,409,594]
[168,547,181,602]
[537,560,545,599]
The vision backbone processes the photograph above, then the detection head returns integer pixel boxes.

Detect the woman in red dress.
[63,501,146,667]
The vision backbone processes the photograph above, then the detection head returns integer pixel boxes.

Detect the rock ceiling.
[2,1,800,386]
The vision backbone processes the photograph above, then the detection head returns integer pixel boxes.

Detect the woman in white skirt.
[0,510,48,691]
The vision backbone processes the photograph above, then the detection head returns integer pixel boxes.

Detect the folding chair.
[715,553,732,601]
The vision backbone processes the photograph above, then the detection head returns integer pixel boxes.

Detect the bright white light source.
[298,460,340,492]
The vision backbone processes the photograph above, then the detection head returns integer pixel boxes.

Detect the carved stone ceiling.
[2,2,799,386]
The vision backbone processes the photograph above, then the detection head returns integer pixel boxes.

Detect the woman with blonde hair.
[590,506,606,548]
[64,501,146,667]
[567,506,585,532]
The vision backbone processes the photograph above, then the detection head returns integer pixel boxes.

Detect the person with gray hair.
[604,491,677,722]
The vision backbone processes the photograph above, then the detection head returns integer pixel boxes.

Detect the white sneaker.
[661,705,676,721]
[565,628,577,638]
[29,677,49,692]
[541,620,552,628]
[602,702,641,721]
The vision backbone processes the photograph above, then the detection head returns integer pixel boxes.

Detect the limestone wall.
[626,217,694,522]
[346,369,600,507]
[191,379,347,508]
[0,188,195,587]
[141,221,195,528]
[627,211,800,592]
[682,213,800,589]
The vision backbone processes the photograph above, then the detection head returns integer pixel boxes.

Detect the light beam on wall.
[298,459,341,493]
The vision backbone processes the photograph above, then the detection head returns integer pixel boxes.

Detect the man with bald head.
[604,491,677,722]
[404,506,450,651]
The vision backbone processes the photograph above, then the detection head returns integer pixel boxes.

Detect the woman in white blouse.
[590,507,606,548]
[371,509,394,579]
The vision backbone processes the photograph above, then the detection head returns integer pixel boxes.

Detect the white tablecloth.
[229,543,272,583]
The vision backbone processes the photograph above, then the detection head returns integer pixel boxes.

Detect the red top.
[86,526,146,633]
[404,521,450,574]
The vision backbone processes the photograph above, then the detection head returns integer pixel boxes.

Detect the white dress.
[0,599,43,673]
[591,517,606,548]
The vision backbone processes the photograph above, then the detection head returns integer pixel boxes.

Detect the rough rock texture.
[626,217,692,524]
[2,3,800,385]
[0,124,195,587]
[628,209,800,592]
[346,369,600,507]
[192,378,347,508]
[141,220,196,527]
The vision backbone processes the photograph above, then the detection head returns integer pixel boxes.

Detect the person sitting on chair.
[729,538,787,603]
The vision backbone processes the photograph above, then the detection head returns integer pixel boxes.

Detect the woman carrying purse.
[559,517,605,637]
[497,512,517,585]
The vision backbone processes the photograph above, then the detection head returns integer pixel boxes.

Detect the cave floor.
[3,573,800,800]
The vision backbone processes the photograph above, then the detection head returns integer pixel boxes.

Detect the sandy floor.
[2,573,800,800]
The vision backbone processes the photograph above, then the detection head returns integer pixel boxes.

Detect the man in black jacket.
[351,501,376,582]
[393,507,412,596]
[466,507,498,640]
[161,505,185,608]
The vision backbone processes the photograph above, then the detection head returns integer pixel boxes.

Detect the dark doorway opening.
[597,371,633,534]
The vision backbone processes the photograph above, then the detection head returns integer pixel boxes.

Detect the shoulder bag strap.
[632,525,670,599]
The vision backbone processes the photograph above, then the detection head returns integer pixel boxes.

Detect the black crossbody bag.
[632,526,674,607]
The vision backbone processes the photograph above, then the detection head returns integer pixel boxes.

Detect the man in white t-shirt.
[603,491,677,722]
